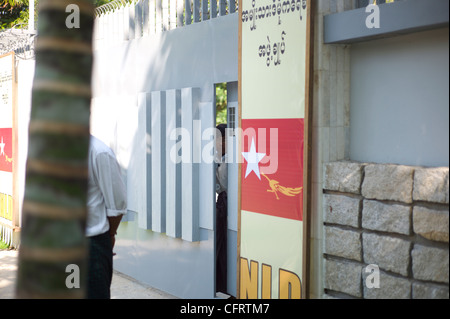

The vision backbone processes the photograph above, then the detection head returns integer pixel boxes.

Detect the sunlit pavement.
[0,249,18,299]
[0,249,176,299]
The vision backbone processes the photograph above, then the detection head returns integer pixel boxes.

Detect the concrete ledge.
[324,0,449,44]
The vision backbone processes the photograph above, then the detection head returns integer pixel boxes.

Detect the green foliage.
[94,0,114,6]
[94,0,138,7]
[1,0,26,7]
[0,1,112,30]
[0,240,9,249]
[216,83,227,125]
[0,0,29,30]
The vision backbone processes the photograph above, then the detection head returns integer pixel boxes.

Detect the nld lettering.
[240,258,302,299]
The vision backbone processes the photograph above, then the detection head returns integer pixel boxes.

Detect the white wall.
[17,59,35,226]
[350,28,449,167]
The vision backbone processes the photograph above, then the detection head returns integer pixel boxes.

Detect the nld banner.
[0,52,15,222]
[238,0,312,299]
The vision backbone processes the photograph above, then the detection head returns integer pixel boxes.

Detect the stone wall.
[323,161,449,299]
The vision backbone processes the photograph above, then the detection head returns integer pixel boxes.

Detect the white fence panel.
[181,87,200,242]
[94,0,238,42]
[151,91,166,233]
[165,89,182,238]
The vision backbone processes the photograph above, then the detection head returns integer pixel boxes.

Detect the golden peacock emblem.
[261,173,303,200]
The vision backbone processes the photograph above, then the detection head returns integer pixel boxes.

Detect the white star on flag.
[242,138,266,180]
[0,137,5,156]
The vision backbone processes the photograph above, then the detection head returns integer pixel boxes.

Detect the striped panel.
[181,87,200,242]
[135,86,214,243]
[198,101,215,230]
[165,89,182,238]
[151,91,167,233]
[135,93,152,229]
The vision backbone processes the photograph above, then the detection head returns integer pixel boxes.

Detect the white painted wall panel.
[137,92,152,229]
[151,91,166,233]
[165,89,182,238]
[198,101,215,230]
[181,87,200,242]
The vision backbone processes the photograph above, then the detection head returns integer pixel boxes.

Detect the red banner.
[0,128,13,173]
[241,118,304,221]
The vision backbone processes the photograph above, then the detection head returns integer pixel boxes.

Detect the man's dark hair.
[216,124,227,139]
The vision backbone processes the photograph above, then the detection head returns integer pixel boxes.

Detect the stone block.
[413,206,449,242]
[324,161,364,194]
[325,226,362,261]
[413,167,449,204]
[362,164,414,203]
[413,282,449,299]
[363,233,411,276]
[324,259,362,297]
[362,200,411,235]
[412,245,449,284]
[363,270,411,299]
[323,194,360,227]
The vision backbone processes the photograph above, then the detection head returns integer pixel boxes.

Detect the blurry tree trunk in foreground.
[16,0,94,298]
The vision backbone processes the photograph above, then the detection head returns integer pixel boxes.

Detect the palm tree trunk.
[16,0,94,298]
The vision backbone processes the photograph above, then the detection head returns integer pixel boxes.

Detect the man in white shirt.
[86,135,127,299]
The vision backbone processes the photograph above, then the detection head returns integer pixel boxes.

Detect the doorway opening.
[215,82,228,297]
[214,82,238,298]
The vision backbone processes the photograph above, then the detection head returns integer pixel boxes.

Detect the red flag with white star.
[0,128,13,173]
[241,118,304,221]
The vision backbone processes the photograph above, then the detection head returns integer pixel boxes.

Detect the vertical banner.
[238,0,312,299]
[0,52,16,224]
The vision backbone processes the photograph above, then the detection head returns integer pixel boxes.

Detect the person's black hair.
[216,124,227,139]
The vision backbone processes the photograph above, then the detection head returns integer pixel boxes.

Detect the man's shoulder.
[90,136,115,157]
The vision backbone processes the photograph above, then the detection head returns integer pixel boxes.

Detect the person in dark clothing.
[215,124,228,295]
